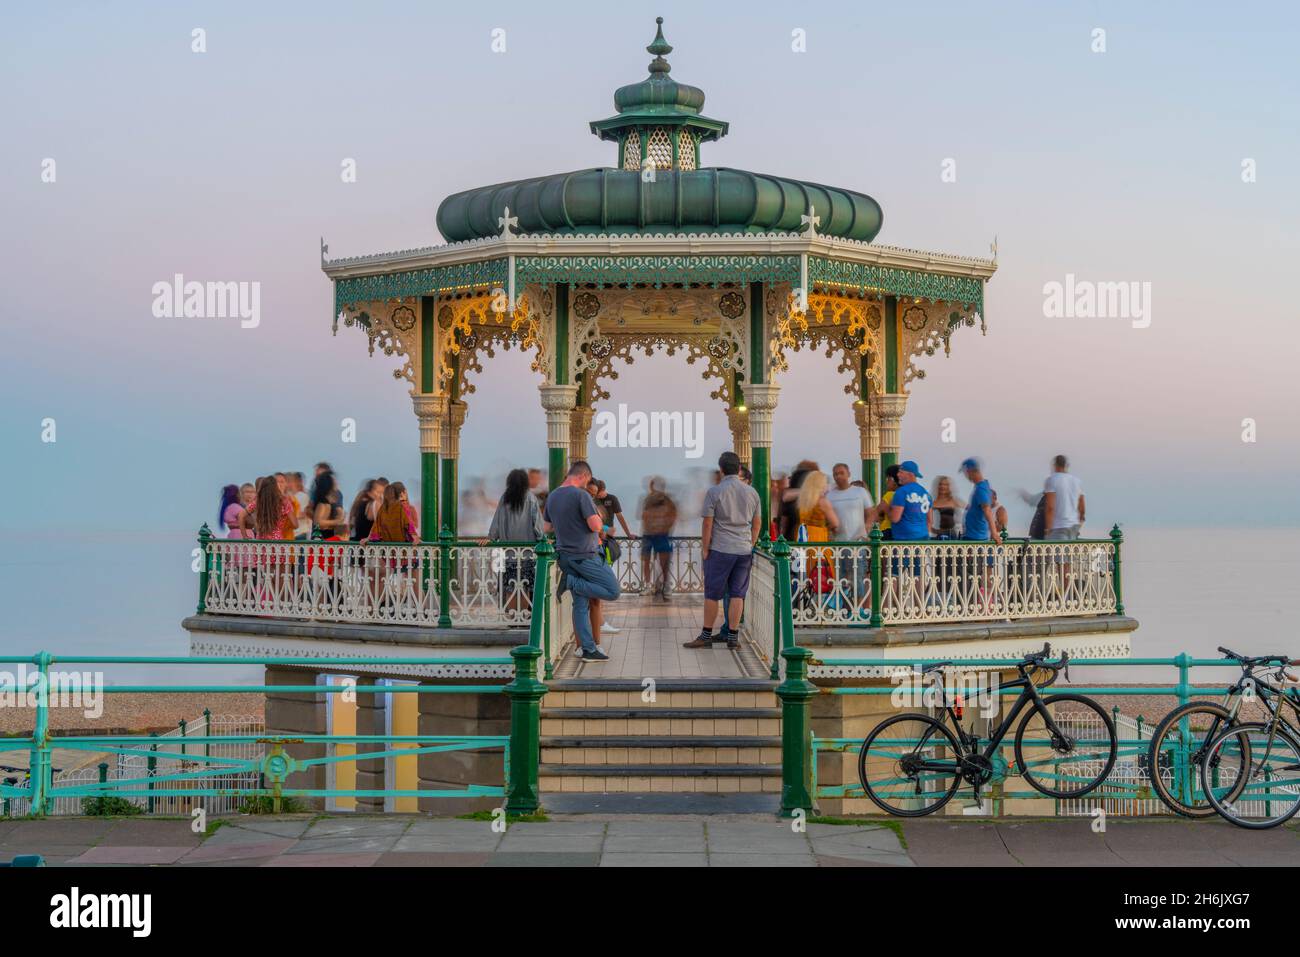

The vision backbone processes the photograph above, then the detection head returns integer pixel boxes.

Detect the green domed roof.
[594,18,719,141]
[436,168,883,242]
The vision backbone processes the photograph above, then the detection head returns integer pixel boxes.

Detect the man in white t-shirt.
[1042,455,1084,540]
[826,463,875,612]
[827,463,874,540]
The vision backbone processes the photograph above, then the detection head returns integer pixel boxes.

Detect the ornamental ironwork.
[516,255,800,289]
[902,304,928,331]
[391,305,416,331]
[333,259,509,321]
[573,291,602,319]
[718,290,745,319]
[808,256,984,310]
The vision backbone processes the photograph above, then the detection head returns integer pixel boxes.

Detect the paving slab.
[705,822,810,854]
[1,818,116,845]
[375,852,493,866]
[900,821,1020,866]
[180,839,296,863]
[496,832,604,853]
[603,832,706,853]
[709,852,815,867]
[993,821,1125,866]
[815,853,908,867]
[99,819,205,846]
[283,835,400,855]
[303,818,412,838]
[69,845,196,865]
[392,830,503,852]
[1100,820,1237,866]
[209,818,315,839]
[604,819,708,837]
[600,852,709,866]
[487,852,601,867]
[264,852,382,867]
[507,820,609,836]
[1,845,94,864]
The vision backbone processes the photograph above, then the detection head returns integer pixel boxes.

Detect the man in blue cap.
[959,457,1001,546]
[887,461,932,541]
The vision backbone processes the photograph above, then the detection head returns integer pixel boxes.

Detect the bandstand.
[181,20,1137,818]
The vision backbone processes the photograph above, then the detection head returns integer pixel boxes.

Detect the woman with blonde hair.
[795,470,839,606]
[928,475,965,539]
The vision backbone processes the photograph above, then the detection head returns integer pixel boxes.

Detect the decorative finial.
[320,236,329,265]
[647,16,672,75]
[990,234,998,261]
[800,204,821,238]
[498,206,519,237]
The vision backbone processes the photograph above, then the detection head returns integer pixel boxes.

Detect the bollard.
[503,644,545,814]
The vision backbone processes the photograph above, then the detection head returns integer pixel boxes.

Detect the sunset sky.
[3,0,1298,533]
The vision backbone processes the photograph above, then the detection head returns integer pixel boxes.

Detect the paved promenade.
[3,814,1298,867]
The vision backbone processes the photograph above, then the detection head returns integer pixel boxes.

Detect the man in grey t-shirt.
[685,452,761,650]
[542,459,620,662]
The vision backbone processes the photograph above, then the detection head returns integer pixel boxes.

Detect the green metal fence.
[2,542,555,818]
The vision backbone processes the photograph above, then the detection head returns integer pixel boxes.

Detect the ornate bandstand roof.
[322,18,995,329]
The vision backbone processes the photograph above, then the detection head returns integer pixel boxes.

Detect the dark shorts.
[643,534,673,554]
[704,551,753,600]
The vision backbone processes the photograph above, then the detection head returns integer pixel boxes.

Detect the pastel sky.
[2,0,1298,534]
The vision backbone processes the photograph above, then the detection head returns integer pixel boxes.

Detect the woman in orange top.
[795,470,839,601]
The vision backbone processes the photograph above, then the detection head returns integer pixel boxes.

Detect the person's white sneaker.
[601,622,620,635]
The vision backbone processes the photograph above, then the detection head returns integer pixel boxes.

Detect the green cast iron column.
[1110,524,1124,615]
[419,296,439,534]
[773,539,816,817]
[441,458,458,538]
[859,356,878,498]
[749,282,771,533]
[880,295,899,477]
[549,283,571,490]
[441,352,461,539]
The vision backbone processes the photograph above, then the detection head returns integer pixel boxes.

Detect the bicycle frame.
[924,665,1066,770]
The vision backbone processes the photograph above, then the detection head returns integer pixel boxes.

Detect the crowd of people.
[216,465,419,546]
[212,452,1086,660]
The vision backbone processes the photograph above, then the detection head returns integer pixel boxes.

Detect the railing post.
[503,644,545,815]
[773,537,816,817]
[28,652,52,817]
[531,540,555,680]
[777,646,817,818]
[203,707,212,761]
[178,718,188,759]
[1109,524,1124,615]
[437,526,453,628]
[868,526,883,628]
[196,524,212,614]
[147,733,158,815]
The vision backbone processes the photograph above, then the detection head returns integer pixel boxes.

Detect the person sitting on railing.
[545,460,618,663]
[489,468,545,616]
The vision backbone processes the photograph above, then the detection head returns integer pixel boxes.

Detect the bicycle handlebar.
[1218,647,1295,668]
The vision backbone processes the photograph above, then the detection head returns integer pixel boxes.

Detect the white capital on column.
[569,405,594,461]
[744,382,780,449]
[725,406,751,466]
[412,393,447,455]
[539,384,579,450]
[875,393,909,456]
[442,400,469,459]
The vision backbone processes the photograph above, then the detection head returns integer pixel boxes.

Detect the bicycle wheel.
[1202,722,1300,829]
[859,713,962,817]
[1015,694,1117,798]
[1147,701,1248,817]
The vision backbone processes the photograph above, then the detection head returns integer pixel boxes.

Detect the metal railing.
[199,527,543,628]
[4,544,557,817]
[786,526,1124,626]
[609,536,703,595]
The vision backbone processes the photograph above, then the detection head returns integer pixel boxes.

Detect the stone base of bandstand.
[416,688,511,815]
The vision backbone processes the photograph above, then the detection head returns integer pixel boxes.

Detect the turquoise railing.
[801,653,1279,815]
[1,585,554,816]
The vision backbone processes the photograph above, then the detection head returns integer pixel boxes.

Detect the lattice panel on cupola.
[677,131,696,170]
[646,127,673,170]
[622,133,641,171]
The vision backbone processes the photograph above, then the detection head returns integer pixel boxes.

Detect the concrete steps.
[538,679,782,794]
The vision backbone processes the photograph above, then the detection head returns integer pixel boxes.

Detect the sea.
[0,527,1295,686]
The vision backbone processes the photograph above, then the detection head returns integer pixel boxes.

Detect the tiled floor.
[553,593,768,680]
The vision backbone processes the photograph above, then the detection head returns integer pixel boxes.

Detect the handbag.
[603,536,622,563]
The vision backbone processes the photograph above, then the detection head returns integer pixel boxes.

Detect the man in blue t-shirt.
[887,461,932,540]
[959,457,1002,545]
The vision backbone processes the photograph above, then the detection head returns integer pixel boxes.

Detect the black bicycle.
[1146,647,1298,818]
[858,644,1117,816]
